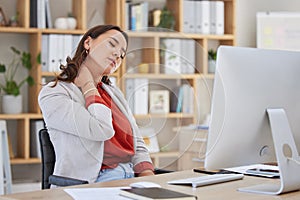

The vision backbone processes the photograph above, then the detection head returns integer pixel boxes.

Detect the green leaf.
[11,46,21,55]
[0,64,6,73]
[26,76,35,86]
[1,46,35,95]
[22,52,32,70]
[4,81,20,96]
[208,49,217,60]
[37,52,41,64]
[168,55,177,60]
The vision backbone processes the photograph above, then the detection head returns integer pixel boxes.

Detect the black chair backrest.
[38,129,173,189]
[39,128,55,189]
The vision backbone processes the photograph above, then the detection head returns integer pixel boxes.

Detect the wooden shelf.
[0,27,38,33]
[124,74,200,79]
[40,29,86,34]
[41,71,59,77]
[127,31,235,40]
[134,113,195,119]
[0,27,86,35]
[0,113,43,119]
[10,158,41,165]
[41,71,120,77]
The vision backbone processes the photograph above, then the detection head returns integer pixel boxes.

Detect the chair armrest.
[49,175,88,187]
[154,168,174,174]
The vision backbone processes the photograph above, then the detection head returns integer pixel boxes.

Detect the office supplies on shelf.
[168,173,244,188]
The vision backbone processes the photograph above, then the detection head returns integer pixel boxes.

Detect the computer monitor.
[205,45,300,170]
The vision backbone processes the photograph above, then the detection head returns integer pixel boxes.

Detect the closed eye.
[109,41,116,47]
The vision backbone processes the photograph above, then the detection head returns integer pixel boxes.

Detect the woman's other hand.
[137,169,155,177]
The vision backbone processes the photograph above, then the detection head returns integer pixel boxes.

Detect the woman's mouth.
[108,58,116,67]
[112,60,116,67]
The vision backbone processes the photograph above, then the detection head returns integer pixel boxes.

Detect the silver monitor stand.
[238,108,300,195]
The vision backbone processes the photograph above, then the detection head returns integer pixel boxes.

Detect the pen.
[248,168,279,173]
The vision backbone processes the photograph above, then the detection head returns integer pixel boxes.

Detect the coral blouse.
[85,82,153,174]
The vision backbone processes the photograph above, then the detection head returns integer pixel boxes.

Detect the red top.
[85,83,154,174]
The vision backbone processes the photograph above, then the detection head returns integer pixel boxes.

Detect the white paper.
[225,164,279,174]
[64,187,131,200]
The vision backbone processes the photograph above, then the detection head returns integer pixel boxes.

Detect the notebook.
[119,187,197,200]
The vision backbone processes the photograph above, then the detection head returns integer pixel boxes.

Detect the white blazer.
[38,81,152,183]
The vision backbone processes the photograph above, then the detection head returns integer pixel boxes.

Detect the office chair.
[39,128,88,189]
[39,128,173,189]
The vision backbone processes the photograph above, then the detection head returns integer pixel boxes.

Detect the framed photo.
[149,90,170,114]
[0,7,7,26]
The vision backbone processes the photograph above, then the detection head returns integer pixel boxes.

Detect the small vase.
[54,18,68,29]
[67,17,77,29]
[2,95,23,114]
[208,60,216,73]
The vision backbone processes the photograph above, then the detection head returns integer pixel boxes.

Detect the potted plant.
[0,46,34,114]
[157,6,175,31]
[9,12,19,27]
[208,49,217,73]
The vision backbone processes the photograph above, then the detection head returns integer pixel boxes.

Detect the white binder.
[196,1,210,34]
[210,1,224,35]
[163,39,181,74]
[63,34,73,65]
[183,1,195,33]
[48,34,59,72]
[133,78,149,115]
[125,79,135,113]
[181,39,195,74]
[41,34,49,72]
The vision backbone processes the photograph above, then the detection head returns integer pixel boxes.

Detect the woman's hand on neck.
[74,64,97,88]
[81,54,104,84]
[74,65,101,97]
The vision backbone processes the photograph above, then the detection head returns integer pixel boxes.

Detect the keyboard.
[168,173,244,188]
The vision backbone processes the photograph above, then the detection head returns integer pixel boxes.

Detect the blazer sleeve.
[38,82,114,141]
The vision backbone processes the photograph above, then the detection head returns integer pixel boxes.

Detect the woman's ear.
[83,36,91,50]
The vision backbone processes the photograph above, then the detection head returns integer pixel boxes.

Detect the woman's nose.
[113,50,120,58]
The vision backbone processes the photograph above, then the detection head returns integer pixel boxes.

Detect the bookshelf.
[121,0,236,170]
[0,0,235,169]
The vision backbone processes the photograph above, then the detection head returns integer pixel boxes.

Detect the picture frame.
[0,7,7,27]
[149,90,170,114]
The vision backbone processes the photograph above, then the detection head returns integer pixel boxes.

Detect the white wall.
[236,0,300,47]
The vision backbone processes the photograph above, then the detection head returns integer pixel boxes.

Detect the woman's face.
[84,29,127,78]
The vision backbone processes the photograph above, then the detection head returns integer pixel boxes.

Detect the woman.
[38,25,154,184]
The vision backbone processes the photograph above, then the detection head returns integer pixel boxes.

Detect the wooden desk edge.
[1,170,300,200]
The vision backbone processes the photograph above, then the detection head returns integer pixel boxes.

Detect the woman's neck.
[81,58,102,84]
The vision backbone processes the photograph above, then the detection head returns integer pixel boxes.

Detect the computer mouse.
[129,181,161,188]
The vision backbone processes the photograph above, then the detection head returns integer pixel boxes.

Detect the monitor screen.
[205,46,300,170]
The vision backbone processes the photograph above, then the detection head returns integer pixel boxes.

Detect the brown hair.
[52,25,128,86]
